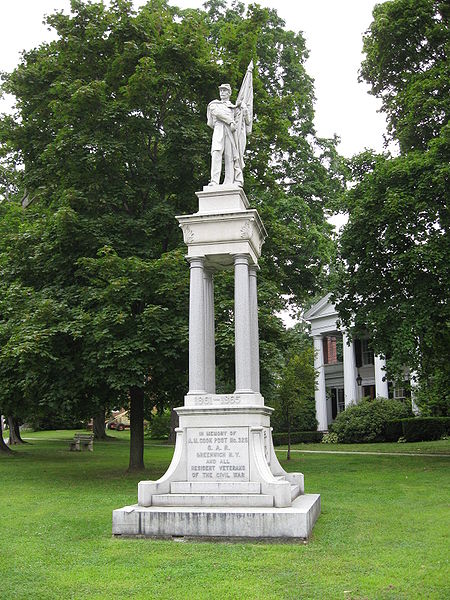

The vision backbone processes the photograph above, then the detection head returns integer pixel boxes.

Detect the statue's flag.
[235,61,254,169]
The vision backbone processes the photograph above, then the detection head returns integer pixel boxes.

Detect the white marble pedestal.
[113,495,321,540]
[112,185,320,540]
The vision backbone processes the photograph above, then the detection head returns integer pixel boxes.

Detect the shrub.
[321,432,338,444]
[145,409,171,440]
[387,417,450,442]
[272,431,323,446]
[385,420,404,442]
[331,397,412,443]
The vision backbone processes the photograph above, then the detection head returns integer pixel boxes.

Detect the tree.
[0,0,342,466]
[276,347,317,459]
[333,0,449,415]
[6,417,27,445]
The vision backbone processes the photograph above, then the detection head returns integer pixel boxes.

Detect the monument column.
[234,254,253,393]
[204,269,216,394]
[343,332,359,407]
[374,355,389,398]
[188,257,206,394]
[249,265,260,393]
[313,335,328,430]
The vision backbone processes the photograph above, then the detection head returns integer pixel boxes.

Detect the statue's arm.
[209,101,235,126]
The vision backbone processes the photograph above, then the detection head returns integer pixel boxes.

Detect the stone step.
[152,493,274,508]
[171,481,261,494]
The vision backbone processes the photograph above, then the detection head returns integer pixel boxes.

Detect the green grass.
[1,432,449,599]
[278,439,450,455]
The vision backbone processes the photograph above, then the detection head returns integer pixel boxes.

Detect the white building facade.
[304,294,390,431]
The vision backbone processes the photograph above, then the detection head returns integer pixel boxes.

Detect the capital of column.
[249,265,259,276]
[187,257,205,269]
[233,254,250,266]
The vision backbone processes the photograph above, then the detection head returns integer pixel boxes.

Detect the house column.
[249,265,260,393]
[204,269,216,394]
[343,332,358,407]
[188,258,206,394]
[374,355,389,398]
[313,335,328,431]
[234,255,253,393]
[410,370,420,415]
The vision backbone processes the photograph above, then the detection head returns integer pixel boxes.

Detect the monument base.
[112,401,321,541]
[112,493,320,540]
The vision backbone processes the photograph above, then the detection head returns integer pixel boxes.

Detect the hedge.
[385,417,450,442]
[272,431,323,446]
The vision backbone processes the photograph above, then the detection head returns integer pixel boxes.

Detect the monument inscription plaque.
[187,427,249,481]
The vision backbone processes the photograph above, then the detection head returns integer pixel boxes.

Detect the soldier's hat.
[219,83,232,93]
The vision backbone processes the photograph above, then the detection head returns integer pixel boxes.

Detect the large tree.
[333,0,449,415]
[0,0,342,465]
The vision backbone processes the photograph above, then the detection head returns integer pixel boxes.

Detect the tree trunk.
[287,420,291,461]
[128,386,145,471]
[93,409,109,441]
[0,415,13,454]
[7,416,27,445]
[168,407,179,444]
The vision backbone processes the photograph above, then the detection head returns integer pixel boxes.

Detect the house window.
[361,339,374,366]
[330,387,345,419]
[363,385,376,399]
[393,387,406,400]
[323,335,343,365]
[388,381,411,401]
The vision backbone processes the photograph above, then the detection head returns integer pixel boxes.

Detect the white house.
[304,294,394,431]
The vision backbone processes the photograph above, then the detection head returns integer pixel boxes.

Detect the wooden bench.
[69,433,94,452]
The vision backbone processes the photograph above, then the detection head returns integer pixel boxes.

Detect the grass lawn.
[1,431,448,600]
[277,439,450,455]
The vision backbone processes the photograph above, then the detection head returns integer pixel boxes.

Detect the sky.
[0,0,387,158]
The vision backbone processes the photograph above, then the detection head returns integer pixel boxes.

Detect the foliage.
[411,370,450,417]
[0,0,342,463]
[321,432,338,444]
[386,416,450,442]
[145,409,171,440]
[274,346,317,433]
[360,0,449,153]
[330,397,412,443]
[271,430,323,446]
[333,0,449,414]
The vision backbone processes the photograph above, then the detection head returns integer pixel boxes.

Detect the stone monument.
[113,62,320,539]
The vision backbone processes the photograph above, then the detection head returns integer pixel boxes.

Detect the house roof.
[304,293,336,321]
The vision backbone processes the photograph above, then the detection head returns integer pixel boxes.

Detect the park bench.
[69,433,94,452]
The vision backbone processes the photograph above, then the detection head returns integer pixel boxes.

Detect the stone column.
[234,254,253,393]
[188,258,206,394]
[204,269,216,394]
[249,265,260,393]
[343,332,359,407]
[374,355,389,398]
[313,335,328,431]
